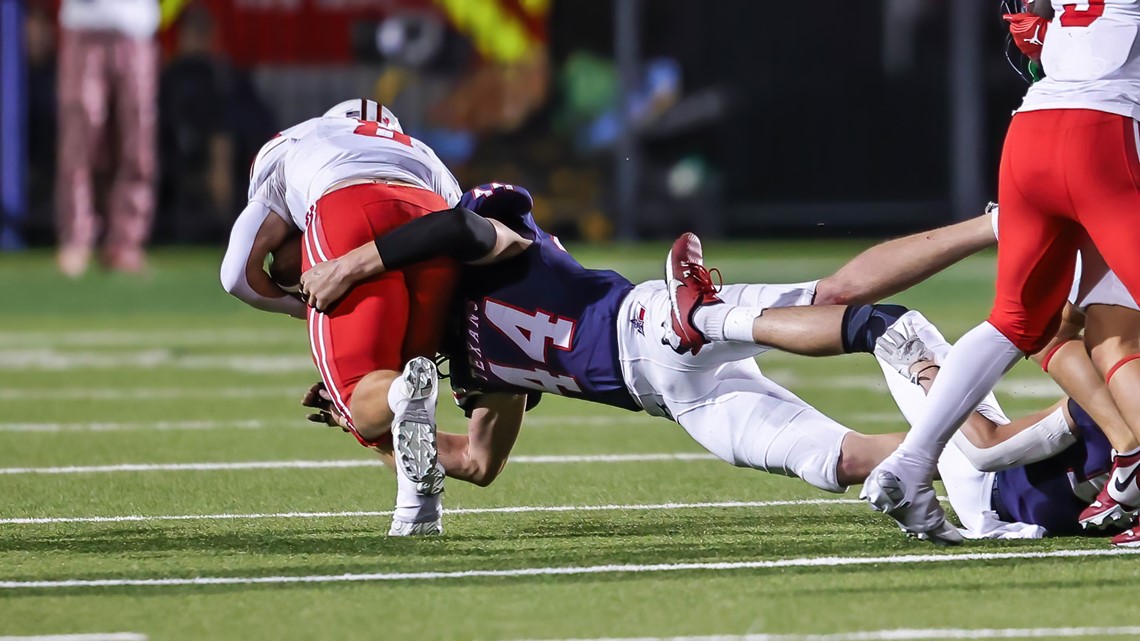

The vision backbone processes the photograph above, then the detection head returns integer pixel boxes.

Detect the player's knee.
[986,311,1058,355]
[840,304,909,354]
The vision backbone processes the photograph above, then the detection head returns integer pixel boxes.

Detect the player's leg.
[814,211,997,306]
[102,33,157,272]
[54,30,107,277]
[1064,115,1140,521]
[1082,303,1140,523]
[304,187,445,533]
[669,358,902,492]
[665,234,912,359]
[863,111,1081,542]
[401,256,459,360]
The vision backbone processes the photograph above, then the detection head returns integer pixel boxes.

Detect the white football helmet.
[323,98,403,134]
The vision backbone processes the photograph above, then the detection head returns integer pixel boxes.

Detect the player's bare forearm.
[437,393,526,487]
[299,207,531,311]
[814,214,996,306]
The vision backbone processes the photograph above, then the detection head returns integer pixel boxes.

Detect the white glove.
[874,323,935,383]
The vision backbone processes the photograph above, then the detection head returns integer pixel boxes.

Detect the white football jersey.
[273,117,462,230]
[1020,0,1140,119]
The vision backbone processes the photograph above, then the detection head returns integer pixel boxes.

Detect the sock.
[895,321,1023,470]
[393,465,443,524]
[692,304,763,342]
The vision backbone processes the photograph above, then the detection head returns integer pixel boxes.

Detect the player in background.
[220,99,461,535]
[839,0,1140,543]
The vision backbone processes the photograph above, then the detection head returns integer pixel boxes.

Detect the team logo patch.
[631,304,647,336]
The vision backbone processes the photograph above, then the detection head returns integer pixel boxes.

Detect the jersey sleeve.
[458,183,541,239]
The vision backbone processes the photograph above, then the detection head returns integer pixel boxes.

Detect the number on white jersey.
[485,299,575,363]
[488,363,583,394]
[1060,0,1106,26]
[352,120,412,147]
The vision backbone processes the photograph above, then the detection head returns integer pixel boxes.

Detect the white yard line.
[0,415,650,433]
[0,635,147,641]
[0,453,719,475]
[0,499,859,526]
[0,328,296,347]
[0,387,301,402]
[1,549,1135,590]
[0,350,313,373]
[0,420,276,433]
[516,627,1140,641]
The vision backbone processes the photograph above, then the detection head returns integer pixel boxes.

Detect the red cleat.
[665,232,722,355]
[1079,451,1140,530]
[1079,489,1137,531]
[1112,527,1140,548]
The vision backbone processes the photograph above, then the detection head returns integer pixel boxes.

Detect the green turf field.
[1,243,1137,641]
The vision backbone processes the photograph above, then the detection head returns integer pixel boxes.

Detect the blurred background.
[0,0,1030,255]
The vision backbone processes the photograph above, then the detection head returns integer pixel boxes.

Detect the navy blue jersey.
[994,400,1114,536]
[444,184,640,413]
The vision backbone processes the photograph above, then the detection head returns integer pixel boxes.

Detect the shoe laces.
[684,261,723,297]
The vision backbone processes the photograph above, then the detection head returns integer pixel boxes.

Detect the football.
[268,233,303,288]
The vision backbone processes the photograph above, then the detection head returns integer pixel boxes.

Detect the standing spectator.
[56,0,159,276]
[158,5,277,242]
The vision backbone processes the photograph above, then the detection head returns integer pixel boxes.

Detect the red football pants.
[992,109,1140,354]
[302,184,458,435]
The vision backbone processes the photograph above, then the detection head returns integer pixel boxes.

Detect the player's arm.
[299,206,533,311]
[814,209,996,306]
[902,356,1076,472]
[220,201,307,319]
[437,393,527,487]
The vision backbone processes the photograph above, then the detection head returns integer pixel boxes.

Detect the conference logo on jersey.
[630,303,647,336]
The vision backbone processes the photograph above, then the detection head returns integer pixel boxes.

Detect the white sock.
[394,466,442,524]
[692,304,762,342]
[895,322,1023,469]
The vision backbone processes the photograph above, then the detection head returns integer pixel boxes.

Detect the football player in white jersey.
[848,0,1140,543]
[221,99,464,535]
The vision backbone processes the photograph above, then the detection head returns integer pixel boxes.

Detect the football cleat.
[860,453,964,546]
[390,357,445,496]
[1111,527,1140,548]
[388,518,443,537]
[665,232,723,355]
[1080,451,1140,530]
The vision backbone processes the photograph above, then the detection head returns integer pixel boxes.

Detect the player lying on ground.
[809,207,1140,545]
[875,312,1125,541]
[861,0,1140,545]
[220,99,463,535]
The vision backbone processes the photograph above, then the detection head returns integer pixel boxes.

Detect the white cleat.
[860,453,964,546]
[388,518,443,537]
[390,357,444,496]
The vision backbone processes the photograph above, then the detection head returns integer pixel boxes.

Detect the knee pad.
[841,304,909,354]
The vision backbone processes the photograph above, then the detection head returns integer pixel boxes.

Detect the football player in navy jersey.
[299,184,1137,541]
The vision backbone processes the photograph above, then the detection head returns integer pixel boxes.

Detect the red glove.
[1004,12,1049,62]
